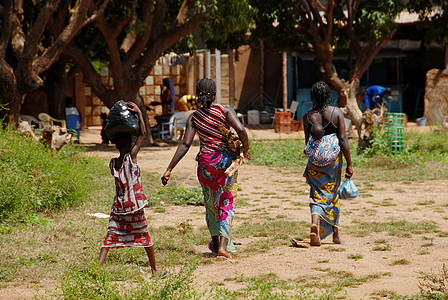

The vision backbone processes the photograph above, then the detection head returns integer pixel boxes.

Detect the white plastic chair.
[38,113,67,128]
[19,115,43,129]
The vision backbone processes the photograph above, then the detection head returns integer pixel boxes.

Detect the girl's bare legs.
[144,246,157,274]
[310,214,321,246]
[99,247,110,266]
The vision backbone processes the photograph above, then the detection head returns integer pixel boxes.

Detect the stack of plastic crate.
[384,113,406,154]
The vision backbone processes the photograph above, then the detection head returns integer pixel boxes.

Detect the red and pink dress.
[102,153,153,248]
[192,104,238,252]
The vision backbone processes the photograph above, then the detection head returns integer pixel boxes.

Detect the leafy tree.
[0,0,92,124]
[60,0,254,141]
[250,0,405,137]
[407,0,448,66]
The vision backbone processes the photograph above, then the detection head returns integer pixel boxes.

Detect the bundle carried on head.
[196,78,216,109]
[104,100,140,139]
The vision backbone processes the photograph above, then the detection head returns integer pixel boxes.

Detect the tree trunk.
[45,58,68,119]
[228,44,235,108]
[344,79,363,136]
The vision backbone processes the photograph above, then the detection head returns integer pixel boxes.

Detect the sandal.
[290,238,310,248]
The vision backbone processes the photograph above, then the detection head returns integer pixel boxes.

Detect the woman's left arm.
[335,108,353,178]
[225,107,250,159]
[161,114,196,185]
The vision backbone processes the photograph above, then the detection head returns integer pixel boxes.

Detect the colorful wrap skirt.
[102,208,153,248]
[197,150,238,252]
[303,152,343,240]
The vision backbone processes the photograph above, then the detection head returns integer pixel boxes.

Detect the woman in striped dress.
[162,78,250,259]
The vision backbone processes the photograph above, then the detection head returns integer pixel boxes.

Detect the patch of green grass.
[391,259,410,265]
[147,185,203,206]
[418,251,430,255]
[152,207,166,213]
[421,242,436,247]
[379,201,397,206]
[325,246,346,252]
[0,127,104,223]
[415,200,435,206]
[347,253,363,260]
[374,239,388,244]
[373,245,391,251]
[344,219,439,237]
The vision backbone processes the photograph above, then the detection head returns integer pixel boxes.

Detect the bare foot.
[310,224,321,246]
[333,227,341,244]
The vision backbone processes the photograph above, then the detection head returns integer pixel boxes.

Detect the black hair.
[196,78,216,109]
[65,97,73,107]
[112,133,132,150]
[310,81,331,110]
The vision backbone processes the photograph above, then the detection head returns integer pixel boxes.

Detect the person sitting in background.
[178,94,198,111]
[150,77,175,115]
[362,86,391,111]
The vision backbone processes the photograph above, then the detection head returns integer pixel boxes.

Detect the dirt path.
[2,124,446,299]
[81,126,448,299]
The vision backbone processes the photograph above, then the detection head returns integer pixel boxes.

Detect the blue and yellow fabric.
[303,152,343,240]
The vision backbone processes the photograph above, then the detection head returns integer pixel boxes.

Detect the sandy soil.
[2,124,447,300]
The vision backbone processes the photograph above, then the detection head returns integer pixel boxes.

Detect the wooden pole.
[216,49,221,104]
[228,45,235,108]
[282,52,288,111]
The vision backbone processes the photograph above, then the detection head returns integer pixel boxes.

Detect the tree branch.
[0,0,13,58]
[62,42,118,107]
[137,11,204,80]
[34,0,92,74]
[123,0,155,69]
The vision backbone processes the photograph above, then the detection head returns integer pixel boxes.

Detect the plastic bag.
[104,100,140,139]
[338,178,359,199]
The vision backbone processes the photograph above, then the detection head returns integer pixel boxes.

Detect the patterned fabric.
[102,209,153,248]
[192,104,231,154]
[109,153,148,215]
[303,152,343,240]
[304,133,340,166]
[197,150,238,252]
[103,154,152,249]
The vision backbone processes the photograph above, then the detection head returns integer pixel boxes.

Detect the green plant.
[347,253,363,260]
[0,128,104,223]
[418,264,448,299]
[147,186,203,206]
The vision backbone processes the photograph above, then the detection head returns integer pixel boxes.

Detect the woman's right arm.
[225,107,250,159]
[335,108,353,178]
[161,114,196,186]
[302,112,310,145]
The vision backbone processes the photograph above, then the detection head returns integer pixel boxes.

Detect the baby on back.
[305,123,340,166]
[310,123,324,141]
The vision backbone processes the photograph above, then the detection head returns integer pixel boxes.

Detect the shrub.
[0,127,104,223]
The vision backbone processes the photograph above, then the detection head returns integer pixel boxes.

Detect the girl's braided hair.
[196,78,216,109]
[310,81,331,110]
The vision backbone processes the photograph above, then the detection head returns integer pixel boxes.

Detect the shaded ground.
[1,123,446,299]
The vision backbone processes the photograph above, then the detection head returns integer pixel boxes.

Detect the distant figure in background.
[362,86,391,111]
[100,112,110,144]
[151,77,176,115]
[65,97,81,140]
[178,94,198,111]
